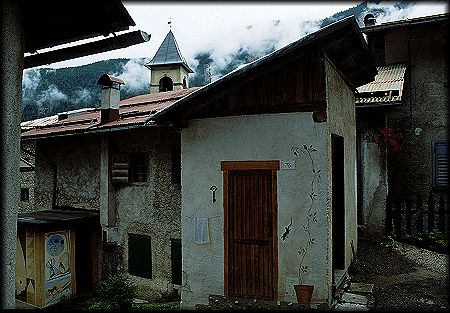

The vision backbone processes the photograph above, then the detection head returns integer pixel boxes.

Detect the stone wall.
[31,127,181,301]
[384,23,448,198]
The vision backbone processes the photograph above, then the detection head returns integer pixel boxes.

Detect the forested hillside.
[21,59,149,121]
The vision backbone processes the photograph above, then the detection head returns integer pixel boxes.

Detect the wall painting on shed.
[44,231,72,306]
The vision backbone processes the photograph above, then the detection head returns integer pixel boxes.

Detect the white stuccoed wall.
[180,112,330,308]
[324,57,359,302]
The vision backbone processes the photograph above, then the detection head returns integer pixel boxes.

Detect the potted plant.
[291,144,321,305]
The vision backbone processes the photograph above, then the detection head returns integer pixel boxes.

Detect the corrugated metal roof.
[355,63,407,104]
[145,30,194,73]
[21,88,199,139]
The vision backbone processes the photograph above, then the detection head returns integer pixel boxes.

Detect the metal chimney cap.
[97,74,125,87]
[364,14,376,27]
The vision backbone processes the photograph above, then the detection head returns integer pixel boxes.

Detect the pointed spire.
[145,29,193,73]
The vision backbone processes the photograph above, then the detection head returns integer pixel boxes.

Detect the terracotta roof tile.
[21,88,199,139]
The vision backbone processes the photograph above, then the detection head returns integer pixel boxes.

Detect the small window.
[171,239,182,285]
[183,77,187,89]
[432,141,448,189]
[20,188,30,202]
[128,234,152,279]
[129,153,148,183]
[171,145,181,185]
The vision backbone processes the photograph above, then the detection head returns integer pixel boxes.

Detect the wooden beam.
[24,30,150,69]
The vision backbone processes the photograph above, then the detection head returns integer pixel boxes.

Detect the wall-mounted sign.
[281,160,295,170]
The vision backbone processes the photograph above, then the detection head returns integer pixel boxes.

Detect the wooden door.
[222,161,279,300]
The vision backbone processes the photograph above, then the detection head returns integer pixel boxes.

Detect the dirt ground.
[350,235,449,311]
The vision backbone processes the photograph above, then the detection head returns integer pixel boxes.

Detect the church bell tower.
[145,28,193,93]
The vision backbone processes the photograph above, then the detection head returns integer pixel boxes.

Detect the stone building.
[355,13,449,238]
[19,30,196,303]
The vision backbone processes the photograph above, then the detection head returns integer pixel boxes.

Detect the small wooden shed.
[149,16,377,309]
[15,209,99,308]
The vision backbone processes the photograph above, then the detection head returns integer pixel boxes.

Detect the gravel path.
[351,236,449,311]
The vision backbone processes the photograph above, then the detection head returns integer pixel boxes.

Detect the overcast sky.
[40,1,448,69]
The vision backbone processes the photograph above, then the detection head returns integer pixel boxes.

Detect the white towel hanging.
[193,217,210,244]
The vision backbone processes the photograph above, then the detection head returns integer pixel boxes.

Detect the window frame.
[129,152,148,183]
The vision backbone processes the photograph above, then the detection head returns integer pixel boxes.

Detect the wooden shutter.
[433,141,448,189]
[171,239,182,285]
[128,234,152,279]
[111,154,129,184]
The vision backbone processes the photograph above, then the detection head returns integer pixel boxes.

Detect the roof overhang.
[24,30,150,69]
[18,209,99,227]
[355,63,407,107]
[20,0,150,69]
[21,0,135,53]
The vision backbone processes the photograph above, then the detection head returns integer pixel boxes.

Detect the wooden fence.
[386,191,448,240]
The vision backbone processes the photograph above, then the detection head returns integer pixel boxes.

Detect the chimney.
[364,14,376,27]
[97,74,125,124]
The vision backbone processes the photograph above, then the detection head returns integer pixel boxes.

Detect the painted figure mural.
[44,231,72,306]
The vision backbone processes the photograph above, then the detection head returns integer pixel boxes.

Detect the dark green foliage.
[21,58,148,122]
[189,52,214,87]
[87,273,137,310]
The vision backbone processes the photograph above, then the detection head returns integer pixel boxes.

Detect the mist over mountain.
[21,0,433,122]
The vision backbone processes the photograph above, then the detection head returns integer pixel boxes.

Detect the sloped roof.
[356,63,407,105]
[18,209,99,226]
[149,16,377,125]
[21,88,199,140]
[145,30,194,73]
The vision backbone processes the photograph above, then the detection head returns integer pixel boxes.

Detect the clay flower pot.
[293,284,314,305]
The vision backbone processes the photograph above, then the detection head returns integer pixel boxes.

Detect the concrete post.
[1,0,24,308]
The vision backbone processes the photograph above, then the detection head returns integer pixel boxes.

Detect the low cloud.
[36,84,68,106]
[115,58,150,93]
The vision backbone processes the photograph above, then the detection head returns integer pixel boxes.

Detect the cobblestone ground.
[350,236,449,311]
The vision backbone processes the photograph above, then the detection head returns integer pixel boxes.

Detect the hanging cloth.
[193,217,210,244]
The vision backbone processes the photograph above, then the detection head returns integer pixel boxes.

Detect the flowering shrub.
[376,127,404,152]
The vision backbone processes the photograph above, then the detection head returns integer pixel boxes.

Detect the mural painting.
[44,231,72,306]
[15,229,37,305]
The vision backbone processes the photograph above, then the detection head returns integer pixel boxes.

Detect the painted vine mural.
[290,144,322,284]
